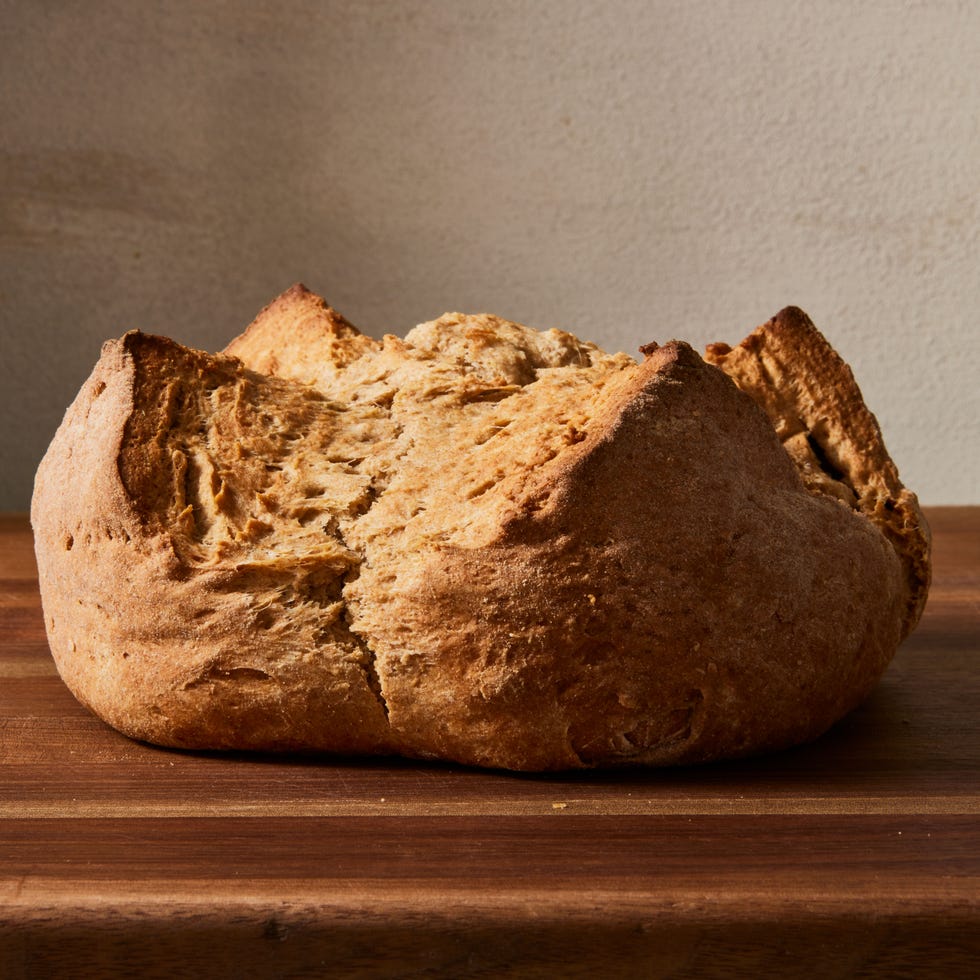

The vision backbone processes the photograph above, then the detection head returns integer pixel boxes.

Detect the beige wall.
[2,0,978,507]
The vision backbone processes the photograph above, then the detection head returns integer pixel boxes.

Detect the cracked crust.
[31,332,392,752]
[704,306,930,639]
[31,287,927,770]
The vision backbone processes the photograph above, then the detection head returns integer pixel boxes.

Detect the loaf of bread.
[31,286,930,770]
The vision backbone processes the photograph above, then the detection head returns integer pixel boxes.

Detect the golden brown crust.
[705,306,930,638]
[32,331,391,753]
[31,290,927,770]
[224,282,380,388]
[349,341,903,769]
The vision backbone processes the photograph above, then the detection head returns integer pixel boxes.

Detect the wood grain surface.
[1,508,978,978]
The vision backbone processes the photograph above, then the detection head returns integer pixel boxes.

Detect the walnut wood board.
[1,508,977,978]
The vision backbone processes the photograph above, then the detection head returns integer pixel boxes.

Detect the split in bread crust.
[31,286,930,770]
[705,306,929,639]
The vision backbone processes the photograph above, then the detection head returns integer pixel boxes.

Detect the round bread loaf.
[31,286,930,770]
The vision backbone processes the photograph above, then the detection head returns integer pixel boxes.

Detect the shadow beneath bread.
[140,668,948,797]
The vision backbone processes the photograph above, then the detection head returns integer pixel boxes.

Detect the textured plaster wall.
[1,0,978,507]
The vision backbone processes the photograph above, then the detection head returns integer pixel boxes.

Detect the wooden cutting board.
[1,508,978,978]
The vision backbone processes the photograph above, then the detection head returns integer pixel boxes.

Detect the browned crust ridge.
[705,306,930,638]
